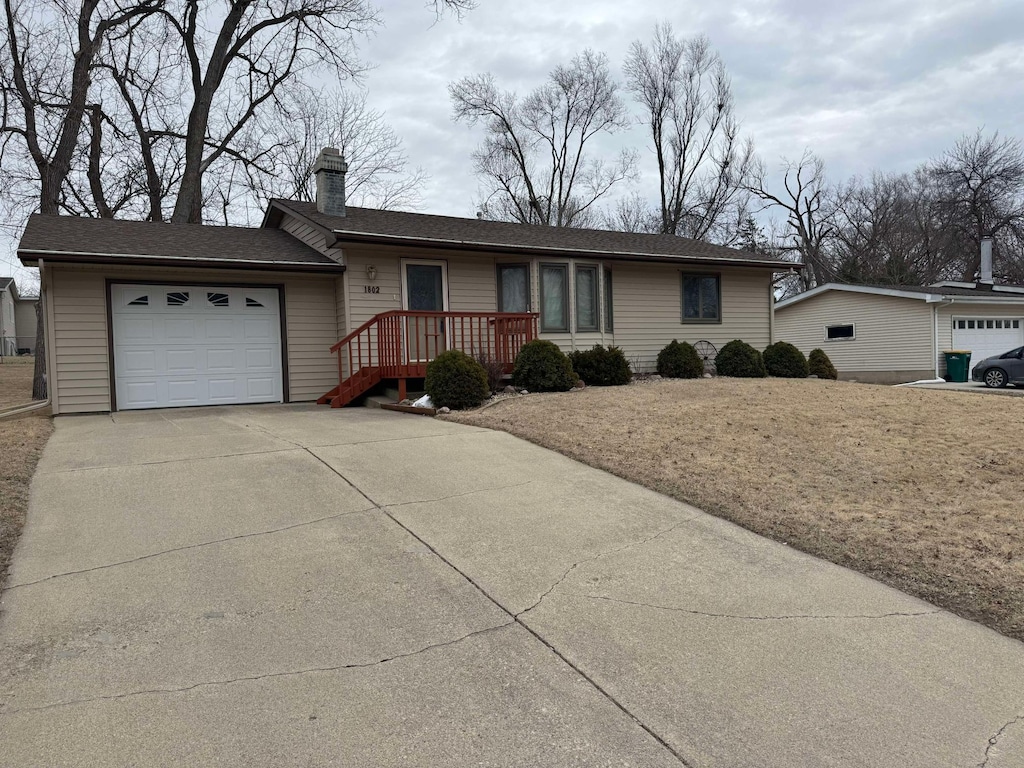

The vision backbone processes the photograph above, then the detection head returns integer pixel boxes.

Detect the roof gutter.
[330,230,794,270]
[17,249,345,273]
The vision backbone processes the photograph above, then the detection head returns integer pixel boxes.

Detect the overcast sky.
[4,0,1024,286]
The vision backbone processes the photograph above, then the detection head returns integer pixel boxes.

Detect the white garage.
[952,317,1024,374]
[111,283,284,410]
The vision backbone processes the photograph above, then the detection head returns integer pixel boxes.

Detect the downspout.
[770,269,795,345]
[931,297,955,379]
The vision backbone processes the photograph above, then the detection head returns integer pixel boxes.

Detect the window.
[603,267,613,332]
[127,295,148,306]
[825,323,856,341]
[166,291,190,306]
[245,297,265,308]
[540,264,568,332]
[575,265,599,331]
[681,274,720,322]
[207,292,230,307]
[957,320,966,329]
[497,264,530,312]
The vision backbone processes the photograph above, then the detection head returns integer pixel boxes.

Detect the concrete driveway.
[2,405,1024,767]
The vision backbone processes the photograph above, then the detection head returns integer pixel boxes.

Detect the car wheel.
[984,368,1008,388]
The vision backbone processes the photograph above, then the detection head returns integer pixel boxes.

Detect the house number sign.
[363,286,381,294]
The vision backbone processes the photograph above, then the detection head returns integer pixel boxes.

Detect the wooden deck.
[317,311,539,408]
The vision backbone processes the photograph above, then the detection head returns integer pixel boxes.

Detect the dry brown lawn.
[0,410,52,588]
[0,356,52,586]
[450,379,1024,641]
[0,356,40,409]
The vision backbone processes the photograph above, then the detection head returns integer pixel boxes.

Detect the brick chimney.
[314,147,348,217]
[980,237,994,285]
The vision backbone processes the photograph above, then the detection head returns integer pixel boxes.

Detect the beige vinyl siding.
[50,269,109,412]
[775,291,934,377]
[279,216,330,255]
[46,264,340,414]
[936,301,1024,372]
[282,278,340,402]
[342,246,497,327]
[614,265,772,372]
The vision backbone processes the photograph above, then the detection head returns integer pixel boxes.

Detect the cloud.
[3,0,1024,281]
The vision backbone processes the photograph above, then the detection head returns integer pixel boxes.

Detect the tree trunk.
[32,298,46,400]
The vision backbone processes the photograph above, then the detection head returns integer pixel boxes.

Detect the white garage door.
[112,284,283,410]
[952,317,1024,373]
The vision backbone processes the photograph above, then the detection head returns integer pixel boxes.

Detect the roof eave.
[330,230,795,269]
[17,249,345,274]
[265,199,339,248]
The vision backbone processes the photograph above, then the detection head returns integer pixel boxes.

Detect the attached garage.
[17,215,346,414]
[951,317,1024,374]
[111,284,284,410]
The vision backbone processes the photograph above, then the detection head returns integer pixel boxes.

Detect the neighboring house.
[775,280,1024,384]
[0,277,38,356]
[18,148,793,415]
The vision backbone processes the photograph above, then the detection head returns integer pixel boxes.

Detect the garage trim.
[105,278,290,412]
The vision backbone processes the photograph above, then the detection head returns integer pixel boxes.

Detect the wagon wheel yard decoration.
[694,340,717,375]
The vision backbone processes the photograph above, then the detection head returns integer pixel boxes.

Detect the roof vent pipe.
[314,147,348,217]
[979,237,994,285]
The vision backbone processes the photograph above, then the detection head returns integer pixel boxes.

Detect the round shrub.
[715,340,766,378]
[656,339,704,379]
[424,350,489,410]
[512,340,578,392]
[763,341,809,378]
[568,345,632,386]
[808,348,838,380]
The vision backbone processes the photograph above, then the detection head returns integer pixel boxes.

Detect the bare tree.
[0,0,162,217]
[258,88,426,209]
[451,50,636,228]
[748,151,838,290]
[930,130,1024,281]
[624,24,754,242]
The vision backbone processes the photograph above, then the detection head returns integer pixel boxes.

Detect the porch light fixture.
[366,264,377,281]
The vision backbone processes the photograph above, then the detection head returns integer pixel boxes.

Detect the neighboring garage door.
[111,284,283,410]
[952,317,1024,374]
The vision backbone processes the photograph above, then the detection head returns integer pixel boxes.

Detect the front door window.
[404,262,447,361]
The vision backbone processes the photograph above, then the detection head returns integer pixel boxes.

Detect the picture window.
[681,274,720,322]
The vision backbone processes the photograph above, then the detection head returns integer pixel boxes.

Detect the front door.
[402,260,448,362]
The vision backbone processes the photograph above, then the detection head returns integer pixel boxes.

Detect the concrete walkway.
[2,405,1023,767]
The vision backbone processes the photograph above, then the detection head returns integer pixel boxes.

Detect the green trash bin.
[943,350,972,383]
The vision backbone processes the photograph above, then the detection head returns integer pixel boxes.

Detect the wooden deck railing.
[317,310,539,408]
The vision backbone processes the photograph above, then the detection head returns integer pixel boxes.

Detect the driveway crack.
[515,517,699,619]
[577,594,943,621]
[0,622,513,716]
[2,506,376,592]
[386,481,535,508]
[979,714,1024,767]
[296,443,695,768]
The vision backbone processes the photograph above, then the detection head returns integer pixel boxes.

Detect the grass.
[449,378,1024,641]
[0,358,52,587]
[0,356,40,409]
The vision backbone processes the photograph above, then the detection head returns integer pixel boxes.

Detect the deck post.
[398,378,407,401]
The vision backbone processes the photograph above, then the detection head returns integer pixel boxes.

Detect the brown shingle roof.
[17,214,343,272]
[269,200,795,269]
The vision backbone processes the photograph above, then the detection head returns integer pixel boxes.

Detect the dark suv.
[971,346,1024,388]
